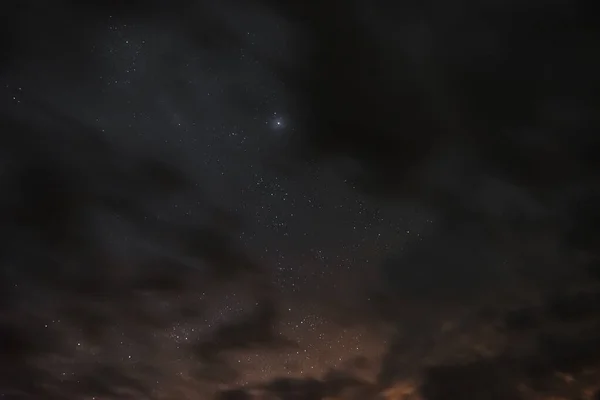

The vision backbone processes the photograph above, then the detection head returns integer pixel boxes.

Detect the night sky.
[1,1,599,399]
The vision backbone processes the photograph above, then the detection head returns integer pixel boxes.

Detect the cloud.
[191,300,297,363]
[276,0,599,228]
[217,370,380,400]
[420,359,524,400]
[267,1,600,398]
[2,0,600,399]
[0,104,280,398]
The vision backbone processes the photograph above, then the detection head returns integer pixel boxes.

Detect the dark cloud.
[219,370,379,400]
[344,355,369,371]
[272,0,600,397]
[503,307,539,332]
[546,289,600,323]
[416,310,600,399]
[421,359,524,400]
[191,301,296,363]
[276,0,599,237]
[0,104,278,397]
[217,389,253,400]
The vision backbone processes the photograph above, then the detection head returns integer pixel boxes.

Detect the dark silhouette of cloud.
[217,389,253,400]
[221,371,379,400]
[421,360,524,400]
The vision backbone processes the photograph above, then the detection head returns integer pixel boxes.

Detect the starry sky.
[1,0,600,399]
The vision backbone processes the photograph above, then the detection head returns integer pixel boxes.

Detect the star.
[268,112,287,130]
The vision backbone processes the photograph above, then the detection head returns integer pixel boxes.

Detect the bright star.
[268,112,287,130]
